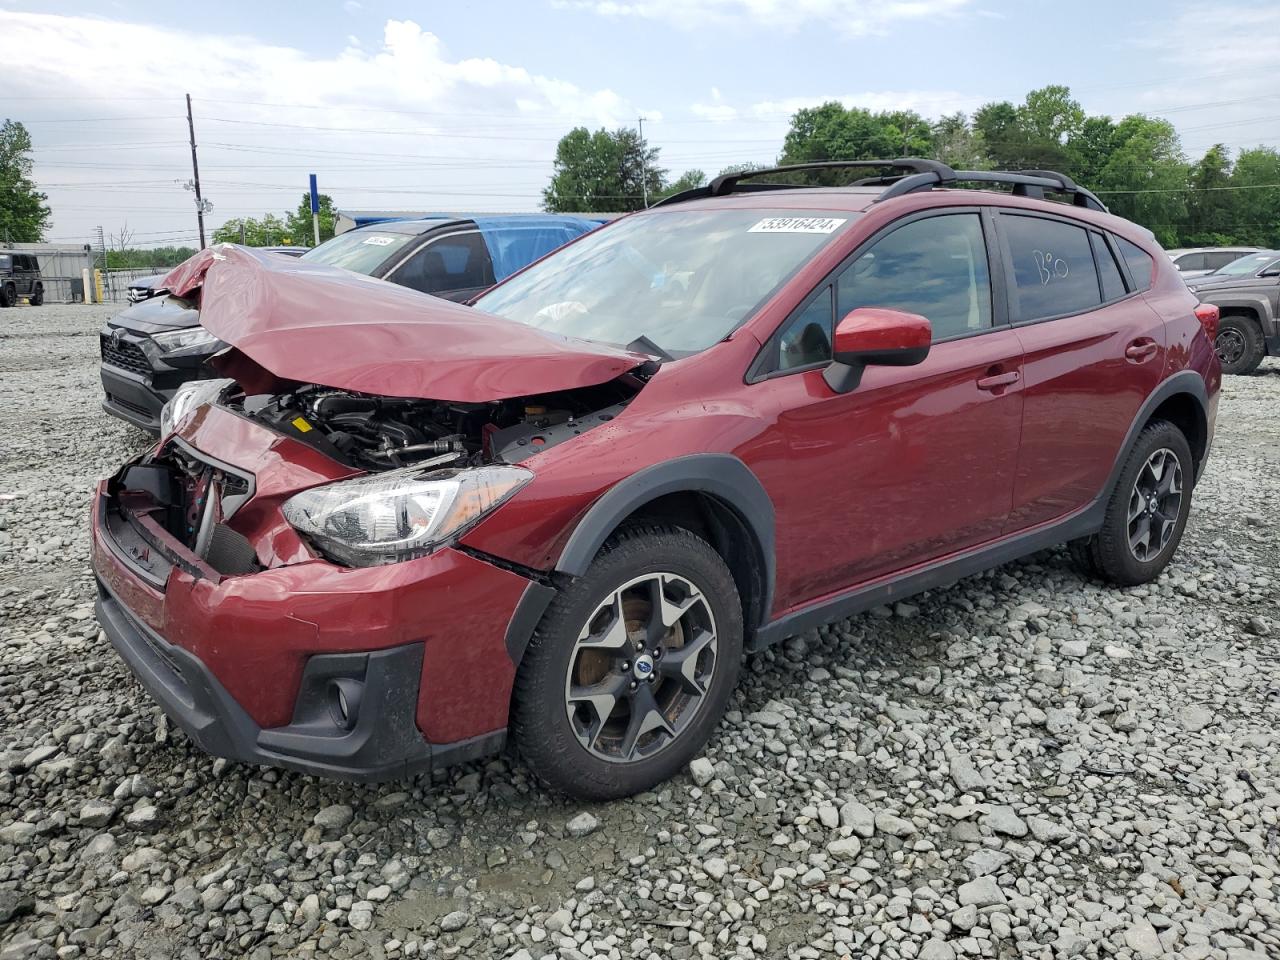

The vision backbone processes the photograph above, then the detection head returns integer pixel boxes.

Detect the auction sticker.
[361,236,397,246]
[749,217,846,234]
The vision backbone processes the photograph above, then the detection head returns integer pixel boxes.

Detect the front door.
[750,210,1026,612]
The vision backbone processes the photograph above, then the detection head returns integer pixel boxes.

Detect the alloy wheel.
[1126,447,1183,562]
[564,572,718,763]
[1215,328,1245,367]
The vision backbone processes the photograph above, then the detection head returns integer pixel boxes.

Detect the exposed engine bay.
[226,373,645,472]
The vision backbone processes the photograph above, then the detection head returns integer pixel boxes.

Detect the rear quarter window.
[1116,237,1154,292]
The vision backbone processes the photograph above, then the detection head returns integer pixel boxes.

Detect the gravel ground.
[1,301,1278,960]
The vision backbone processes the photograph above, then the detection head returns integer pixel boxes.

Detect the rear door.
[997,212,1166,531]
[751,209,1026,605]
[15,255,34,295]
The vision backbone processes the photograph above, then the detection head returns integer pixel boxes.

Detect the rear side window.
[1205,251,1241,270]
[392,232,495,296]
[1116,237,1154,292]
[1092,233,1127,301]
[1001,215,1101,322]
[1174,252,1206,272]
[836,212,992,341]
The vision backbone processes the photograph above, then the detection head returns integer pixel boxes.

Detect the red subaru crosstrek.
[91,160,1220,800]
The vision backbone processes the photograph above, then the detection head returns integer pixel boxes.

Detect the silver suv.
[1166,246,1261,279]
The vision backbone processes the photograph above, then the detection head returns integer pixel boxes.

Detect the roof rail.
[655,157,1107,212]
[654,158,956,207]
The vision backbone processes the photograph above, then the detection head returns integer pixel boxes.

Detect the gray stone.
[313,804,354,832]
[565,811,600,837]
[439,910,469,932]
[958,876,1007,908]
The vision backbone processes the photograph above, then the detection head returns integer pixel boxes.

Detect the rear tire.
[1214,315,1264,375]
[1070,420,1194,586]
[29,285,42,306]
[512,525,742,801]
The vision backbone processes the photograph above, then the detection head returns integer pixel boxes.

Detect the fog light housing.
[327,678,363,731]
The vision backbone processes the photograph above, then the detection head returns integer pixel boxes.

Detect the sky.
[4,1,1279,248]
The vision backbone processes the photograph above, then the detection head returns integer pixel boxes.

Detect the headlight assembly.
[152,326,222,357]
[282,464,533,567]
[160,377,235,436]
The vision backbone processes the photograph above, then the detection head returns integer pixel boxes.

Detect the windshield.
[0,255,9,270]
[473,208,853,356]
[300,229,416,275]
[1212,252,1280,276]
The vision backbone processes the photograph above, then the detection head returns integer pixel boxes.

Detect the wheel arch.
[553,454,775,647]
[1110,370,1209,489]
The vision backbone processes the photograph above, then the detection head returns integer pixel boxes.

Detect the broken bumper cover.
[90,477,533,782]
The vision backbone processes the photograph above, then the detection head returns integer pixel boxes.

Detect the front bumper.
[89,428,540,781]
[99,325,212,435]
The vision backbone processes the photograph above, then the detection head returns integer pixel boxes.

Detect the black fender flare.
[1101,369,1209,493]
[504,454,776,664]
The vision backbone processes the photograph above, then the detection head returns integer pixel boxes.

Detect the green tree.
[779,102,932,182]
[285,192,336,247]
[1093,115,1188,248]
[1184,144,1233,244]
[656,169,706,201]
[212,213,290,247]
[1019,85,1085,149]
[543,127,664,212]
[1229,147,1280,247]
[0,120,51,243]
[930,112,988,169]
[104,245,197,269]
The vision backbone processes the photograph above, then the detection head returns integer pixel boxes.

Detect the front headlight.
[282,464,533,567]
[152,326,221,356]
[160,377,234,435]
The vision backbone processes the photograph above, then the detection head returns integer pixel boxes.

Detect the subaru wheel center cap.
[633,654,655,681]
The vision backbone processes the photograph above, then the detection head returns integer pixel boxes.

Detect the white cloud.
[3,12,639,239]
[343,0,362,13]
[691,87,737,123]
[746,89,987,120]
[1108,4,1280,157]
[553,0,972,35]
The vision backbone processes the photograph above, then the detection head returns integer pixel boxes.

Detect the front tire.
[512,525,742,800]
[1214,315,1264,375]
[1070,420,1193,586]
[0,284,13,308]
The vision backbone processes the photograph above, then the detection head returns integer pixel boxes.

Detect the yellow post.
[93,269,105,304]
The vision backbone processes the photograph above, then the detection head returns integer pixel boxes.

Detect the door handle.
[976,371,1020,391]
[1125,339,1158,362]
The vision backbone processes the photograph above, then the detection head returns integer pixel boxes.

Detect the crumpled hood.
[161,244,646,402]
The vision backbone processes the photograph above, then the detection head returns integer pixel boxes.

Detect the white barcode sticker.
[749,217,846,234]
[361,236,396,246]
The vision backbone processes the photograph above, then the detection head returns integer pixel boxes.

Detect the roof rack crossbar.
[653,158,955,207]
[652,157,1107,212]
[881,168,1107,211]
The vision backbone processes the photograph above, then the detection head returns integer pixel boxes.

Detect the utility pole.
[239,219,246,245]
[186,93,207,249]
[637,116,649,209]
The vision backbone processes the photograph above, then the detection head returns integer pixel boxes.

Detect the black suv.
[0,252,44,307]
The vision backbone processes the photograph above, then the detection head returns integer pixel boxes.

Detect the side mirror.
[823,307,932,393]
[1259,267,1280,278]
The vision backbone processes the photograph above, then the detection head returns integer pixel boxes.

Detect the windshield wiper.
[625,334,673,361]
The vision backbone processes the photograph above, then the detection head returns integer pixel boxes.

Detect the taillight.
[1194,303,1219,340]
